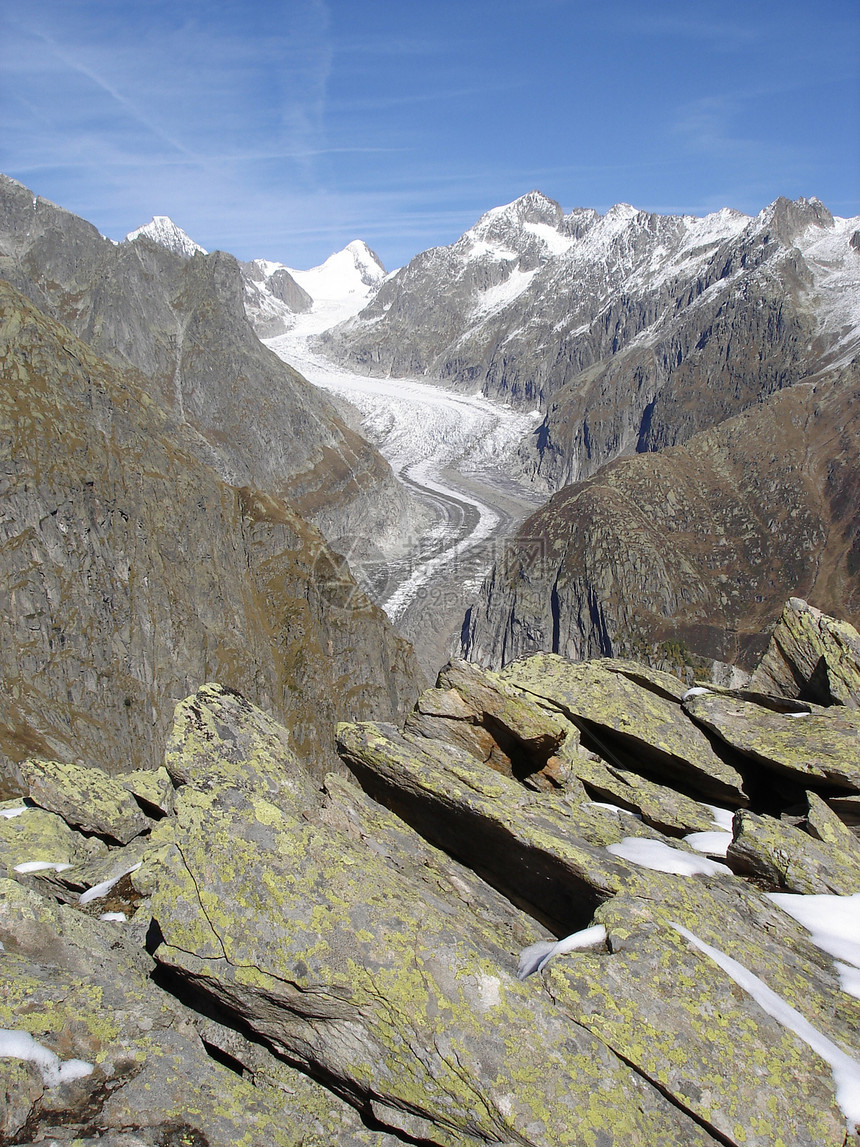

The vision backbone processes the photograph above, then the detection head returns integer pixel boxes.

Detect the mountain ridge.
[320,190,859,493]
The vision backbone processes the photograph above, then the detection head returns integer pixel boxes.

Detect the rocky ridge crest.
[461,360,860,675]
[0,174,411,546]
[322,192,860,491]
[2,605,860,1145]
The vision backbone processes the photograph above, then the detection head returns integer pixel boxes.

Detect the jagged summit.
[125,215,206,258]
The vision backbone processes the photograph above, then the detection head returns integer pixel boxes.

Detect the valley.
[2,175,860,1147]
[266,326,544,674]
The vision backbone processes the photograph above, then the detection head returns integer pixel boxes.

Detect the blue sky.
[1,0,857,270]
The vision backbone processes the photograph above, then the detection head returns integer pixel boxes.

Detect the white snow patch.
[795,214,860,363]
[836,962,860,1000]
[682,686,712,701]
[13,860,72,874]
[79,862,142,905]
[767,892,860,996]
[125,216,206,258]
[0,806,29,819]
[0,1028,93,1087]
[588,801,641,818]
[99,911,127,923]
[672,922,860,1127]
[472,266,538,318]
[704,804,736,831]
[607,837,732,876]
[683,830,733,857]
[517,924,607,979]
[287,240,385,306]
[523,220,574,256]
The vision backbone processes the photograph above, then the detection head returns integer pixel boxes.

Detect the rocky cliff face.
[0,280,422,790]
[322,192,859,491]
[462,360,860,674]
[0,174,411,545]
[3,611,860,1145]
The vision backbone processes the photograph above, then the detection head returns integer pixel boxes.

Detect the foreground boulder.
[749,597,860,707]
[3,620,860,1145]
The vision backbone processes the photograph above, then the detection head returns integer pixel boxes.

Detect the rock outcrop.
[3,611,860,1145]
[462,361,860,675]
[0,279,422,789]
[749,597,860,707]
[0,173,411,545]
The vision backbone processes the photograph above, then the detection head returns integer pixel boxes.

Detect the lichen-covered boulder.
[0,878,407,1146]
[502,654,748,803]
[683,692,860,790]
[727,807,860,895]
[406,659,570,790]
[337,720,642,931]
[0,802,107,874]
[139,685,719,1147]
[749,597,860,708]
[120,765,176,818]
[20,758,152,844]
[540,881,859,1146]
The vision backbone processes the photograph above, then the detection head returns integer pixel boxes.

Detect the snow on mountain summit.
[125,216,206,258]
[287,241,387,303]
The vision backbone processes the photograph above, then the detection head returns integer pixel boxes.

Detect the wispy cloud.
[0,0,856,269]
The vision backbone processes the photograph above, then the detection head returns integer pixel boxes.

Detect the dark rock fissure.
[343,752,604,936]
[148,960,455,1147]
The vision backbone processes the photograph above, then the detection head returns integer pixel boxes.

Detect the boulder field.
[2,601,860,1146]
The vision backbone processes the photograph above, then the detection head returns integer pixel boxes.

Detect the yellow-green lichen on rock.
[684,692,860,789]
[20,757,152,843]
[749,597,860,708]
[140,684,719,1146]
[502,654,749,803]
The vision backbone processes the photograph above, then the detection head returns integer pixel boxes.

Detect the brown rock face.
[463,361,860,675]
[0,280,423,788]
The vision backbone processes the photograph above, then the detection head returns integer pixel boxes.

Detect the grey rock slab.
[538,881,860,1147]
[749,597,860,708]
[120,766,176,817]
[1,804,108,875]
[0,877,395,1147]
[20,758,152,844]
[141,689,720,1146]
[503,654,748,803]
[727,809,860,895]
[683,692,860,790]
[337,720,639,933]
[437,658,568,757]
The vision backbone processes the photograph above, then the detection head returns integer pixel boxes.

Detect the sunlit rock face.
[462,359,860,676]
[4,617,860,1146]
[0,280,422,788]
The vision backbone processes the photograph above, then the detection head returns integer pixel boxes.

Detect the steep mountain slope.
[323,192,860,490]
[0,280,422,790]
[462,359,860,674]
[0,174,410,544]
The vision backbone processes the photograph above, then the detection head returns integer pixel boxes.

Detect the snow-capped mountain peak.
[286,241,387,303]
[125,216,207,258]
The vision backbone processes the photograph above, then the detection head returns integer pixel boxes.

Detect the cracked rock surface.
[2,612,860,1145]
